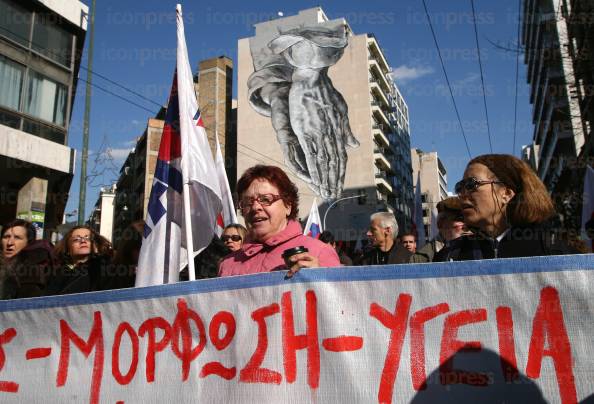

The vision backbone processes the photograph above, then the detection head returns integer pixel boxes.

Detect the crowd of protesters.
[0,154,591,300]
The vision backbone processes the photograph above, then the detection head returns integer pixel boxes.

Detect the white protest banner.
[0,255,593,403]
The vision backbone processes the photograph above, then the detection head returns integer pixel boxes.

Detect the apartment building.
[236,7,414,240]
[0,0,87,237]
[411,149,448,241]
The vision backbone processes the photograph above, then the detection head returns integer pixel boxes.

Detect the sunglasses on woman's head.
[221,235,242,242]
[455,177,504,195]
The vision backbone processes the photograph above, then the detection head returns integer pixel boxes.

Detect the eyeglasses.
[455,177,504,195]
[71,236,91,244]
[238,194,283,210]
[221,235,242,242]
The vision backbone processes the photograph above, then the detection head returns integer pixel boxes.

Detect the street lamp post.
[323,195,362,231]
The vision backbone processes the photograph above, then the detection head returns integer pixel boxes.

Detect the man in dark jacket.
[357,212,411,265]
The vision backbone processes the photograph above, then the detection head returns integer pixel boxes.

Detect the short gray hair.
[370,212,399,239]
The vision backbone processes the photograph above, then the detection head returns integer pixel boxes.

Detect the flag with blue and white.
[303,197,323,239]
[136,5,223,286]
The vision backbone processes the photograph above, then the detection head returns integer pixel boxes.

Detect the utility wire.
[1,18,327,198]
[79,65,164,109]
[78,76,157,115]
[3,22,371,200]
[513,0,522,155]
[237,142,288,168]
[421,0,472,159]
[470,0,493,153]
[0,25,163,111]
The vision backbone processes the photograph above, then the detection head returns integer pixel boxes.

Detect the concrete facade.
[237,8,413,240]
[522,0,593,230]
[0,0,87,236]
[411,149,448,240]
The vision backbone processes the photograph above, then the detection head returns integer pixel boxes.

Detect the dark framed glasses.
[455,177,504,195]
[221,235,242,242]
[238,194,283,210]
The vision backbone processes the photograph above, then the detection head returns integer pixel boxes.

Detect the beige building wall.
[411,149,448,238]
[237,10,397,240]
[196,56,233,160]
[144,118,165,216]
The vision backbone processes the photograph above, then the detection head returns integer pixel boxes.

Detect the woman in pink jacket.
[218,165,340,277]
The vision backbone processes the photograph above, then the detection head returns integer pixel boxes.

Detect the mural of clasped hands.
[248,25,359,200]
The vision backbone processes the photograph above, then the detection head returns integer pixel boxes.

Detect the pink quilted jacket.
[218,220,341,276]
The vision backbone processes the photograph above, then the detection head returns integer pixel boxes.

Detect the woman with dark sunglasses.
[218,165,340,277]
[221,224,247,253]
[434,154,576,261]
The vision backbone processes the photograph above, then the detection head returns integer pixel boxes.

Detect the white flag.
[136,5,223,287]
[215,131,237,234]
[303,197,323,238]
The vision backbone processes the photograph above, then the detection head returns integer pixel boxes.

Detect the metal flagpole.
[182,182,196,281]
[177,4,197,282]
[78,0,95,224]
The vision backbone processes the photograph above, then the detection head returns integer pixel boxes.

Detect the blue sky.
[66,0,533,219]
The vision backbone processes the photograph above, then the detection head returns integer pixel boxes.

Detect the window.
[22,117,65,143]
[32,14,72,66]
[0,55,24,111]
[24,70,67,126]
[0,108,20,129]
[0,0,31,47]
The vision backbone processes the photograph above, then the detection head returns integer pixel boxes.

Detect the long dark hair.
[468,154,555,226]
[54,226,113,260]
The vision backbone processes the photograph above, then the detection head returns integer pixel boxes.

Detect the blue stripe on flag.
[154,159,183,194]
[309,223,320,238]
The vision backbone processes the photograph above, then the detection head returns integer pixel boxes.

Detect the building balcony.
[375,174,393,194]
[374,152,391,172]
[372,105,391,128]
[370,79,391,108]
[372,124,390,148]
[371,99,393,123]
[373,145,392,156]
[369,60,392,94]
[367,35,390,74]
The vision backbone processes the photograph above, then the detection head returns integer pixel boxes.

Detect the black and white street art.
[248,23,359,200]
